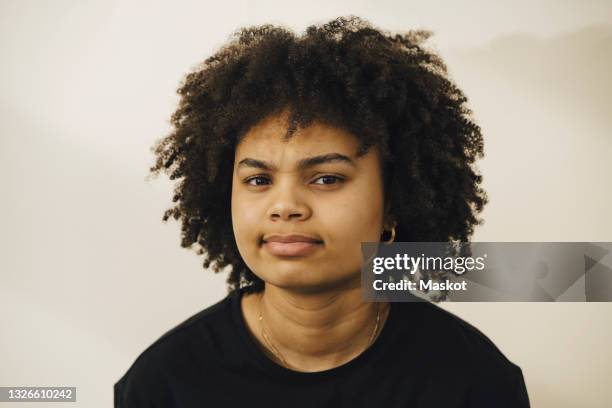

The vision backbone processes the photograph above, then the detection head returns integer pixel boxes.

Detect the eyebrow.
[236,153,356,171]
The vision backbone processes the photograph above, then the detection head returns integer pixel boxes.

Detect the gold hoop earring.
[383,223,396,244]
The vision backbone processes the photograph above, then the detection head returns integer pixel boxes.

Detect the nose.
[267,179,312,222]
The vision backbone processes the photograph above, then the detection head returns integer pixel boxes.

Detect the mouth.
[260,234,324,257]
[262,240,323,257]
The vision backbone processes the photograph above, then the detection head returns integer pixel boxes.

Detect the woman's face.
[231,111,387,292]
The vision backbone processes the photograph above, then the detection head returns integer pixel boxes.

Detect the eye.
[243,174,345,188]
[312,175,345,185]
[245,175,271,186]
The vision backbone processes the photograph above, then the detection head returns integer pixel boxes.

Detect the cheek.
[322,187,384,253]
[332,203,382,245]
[231,189,259,249]
[349,175,385,236]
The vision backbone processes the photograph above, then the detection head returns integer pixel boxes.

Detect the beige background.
[1,0,611,406]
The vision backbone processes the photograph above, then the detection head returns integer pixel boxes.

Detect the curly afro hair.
[149,16,488,295]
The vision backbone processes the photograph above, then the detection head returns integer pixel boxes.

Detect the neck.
[242,281,390,372]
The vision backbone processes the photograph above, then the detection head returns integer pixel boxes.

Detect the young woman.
[115,16,530,407]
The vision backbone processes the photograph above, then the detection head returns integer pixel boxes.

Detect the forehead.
[235,113,361,159]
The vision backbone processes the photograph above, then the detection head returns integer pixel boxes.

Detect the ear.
[382,197,394,226]
[382,212,395,232]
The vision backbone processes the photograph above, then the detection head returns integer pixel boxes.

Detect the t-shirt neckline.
[229,286,398,382]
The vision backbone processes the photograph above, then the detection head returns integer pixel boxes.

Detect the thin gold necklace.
[257,294,383,370]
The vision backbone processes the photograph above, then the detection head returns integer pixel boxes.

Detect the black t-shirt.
[114,287,531,407]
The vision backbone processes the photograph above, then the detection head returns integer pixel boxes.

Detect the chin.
[260,266,356,294]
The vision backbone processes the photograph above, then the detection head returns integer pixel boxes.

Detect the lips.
[262,234,323,257]
[263,234,323,244]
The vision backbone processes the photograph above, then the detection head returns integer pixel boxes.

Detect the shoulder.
[393,300,522,374]
[114,293,234,406]
[392,301,530,405]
